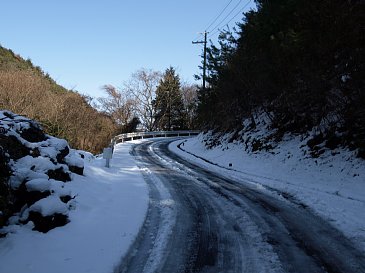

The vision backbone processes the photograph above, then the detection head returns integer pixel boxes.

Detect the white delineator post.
[103,147,113,168]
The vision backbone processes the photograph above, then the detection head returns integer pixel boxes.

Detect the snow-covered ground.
[0,141,148,273]
[1,133,364,273]
[170,134,365,252]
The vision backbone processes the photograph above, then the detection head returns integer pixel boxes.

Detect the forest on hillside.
[197,0,364,156]
[0,46,117,153]
[0,46,198,153]
[97,67,198,134]
[1,0,363,155]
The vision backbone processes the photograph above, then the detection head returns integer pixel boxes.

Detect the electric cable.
[205,0,234,32]
[208,0,243,34]
[208,0,252,39]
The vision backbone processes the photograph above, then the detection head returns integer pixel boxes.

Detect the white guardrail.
[111,130,200,145]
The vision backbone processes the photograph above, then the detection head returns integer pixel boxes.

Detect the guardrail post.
[103,147,113,168]
[111,130,199,144]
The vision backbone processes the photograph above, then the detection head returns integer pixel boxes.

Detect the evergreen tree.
[196,0,364,153]
[154,67,185,130]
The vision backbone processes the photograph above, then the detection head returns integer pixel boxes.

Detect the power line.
[192,0,245,43]
[208,0,243,35]
[191,0,252,88]
[223,0,251,27]
[205,0,234,32]
[192,0,234,42]
[208,0,252,39]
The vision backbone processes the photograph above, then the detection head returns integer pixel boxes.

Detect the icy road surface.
[116,139,365,273]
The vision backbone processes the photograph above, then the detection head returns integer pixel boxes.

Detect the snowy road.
[117,139,365,273]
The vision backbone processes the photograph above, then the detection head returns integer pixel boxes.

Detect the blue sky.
[0,0,255,97]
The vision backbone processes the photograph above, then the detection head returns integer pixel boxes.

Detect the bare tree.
[124,68,162,131]
[181,82,198,129]
[98,84,136,130]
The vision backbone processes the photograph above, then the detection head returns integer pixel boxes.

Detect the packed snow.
[170,132,365,252]
[25,178,51,192]
[0,141,149,273]
[29,195,69,217]
[9,155,66,188]
[1,109,364,273]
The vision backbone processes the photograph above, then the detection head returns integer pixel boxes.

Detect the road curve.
[115,138,365,273]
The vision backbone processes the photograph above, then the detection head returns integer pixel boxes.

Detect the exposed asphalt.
[116,138,365,273]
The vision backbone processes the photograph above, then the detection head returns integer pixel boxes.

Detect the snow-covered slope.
[0,110,85,233]
[170,132,365,252]
[0,141,148,273]
[0,111,149,273]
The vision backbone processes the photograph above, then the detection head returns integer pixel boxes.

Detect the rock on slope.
[0,111,85,233]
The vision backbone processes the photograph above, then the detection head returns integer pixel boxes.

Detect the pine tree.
[154,67,185,130]
[196,0,365,153]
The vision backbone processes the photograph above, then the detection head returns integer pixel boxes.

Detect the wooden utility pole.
[192,31,208,90]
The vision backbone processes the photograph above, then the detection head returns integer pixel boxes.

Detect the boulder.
[28,211,69,233]
[0,110,85,233]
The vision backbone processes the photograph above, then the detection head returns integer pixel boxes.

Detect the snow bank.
[0,141,148,273]
[29,195,69,217]
[0,110,87,233]
[170,131,365,252]
[25,178,50,192]
[1,111,149,273]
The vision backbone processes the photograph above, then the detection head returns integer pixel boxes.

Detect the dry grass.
[0,70,116,153]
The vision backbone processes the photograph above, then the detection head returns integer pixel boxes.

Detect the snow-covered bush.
[0,111,85,233]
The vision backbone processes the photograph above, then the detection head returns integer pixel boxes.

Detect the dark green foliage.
[0,114,80,231]
[47,168,71,182]
[197,0,365,153]
[28,211,69,233]
[13,183,51,211]
[122,116,140,133]
[155,67,186,130]
[0,134,31,160]
[0,148,11,228]
[19,124,48,143]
